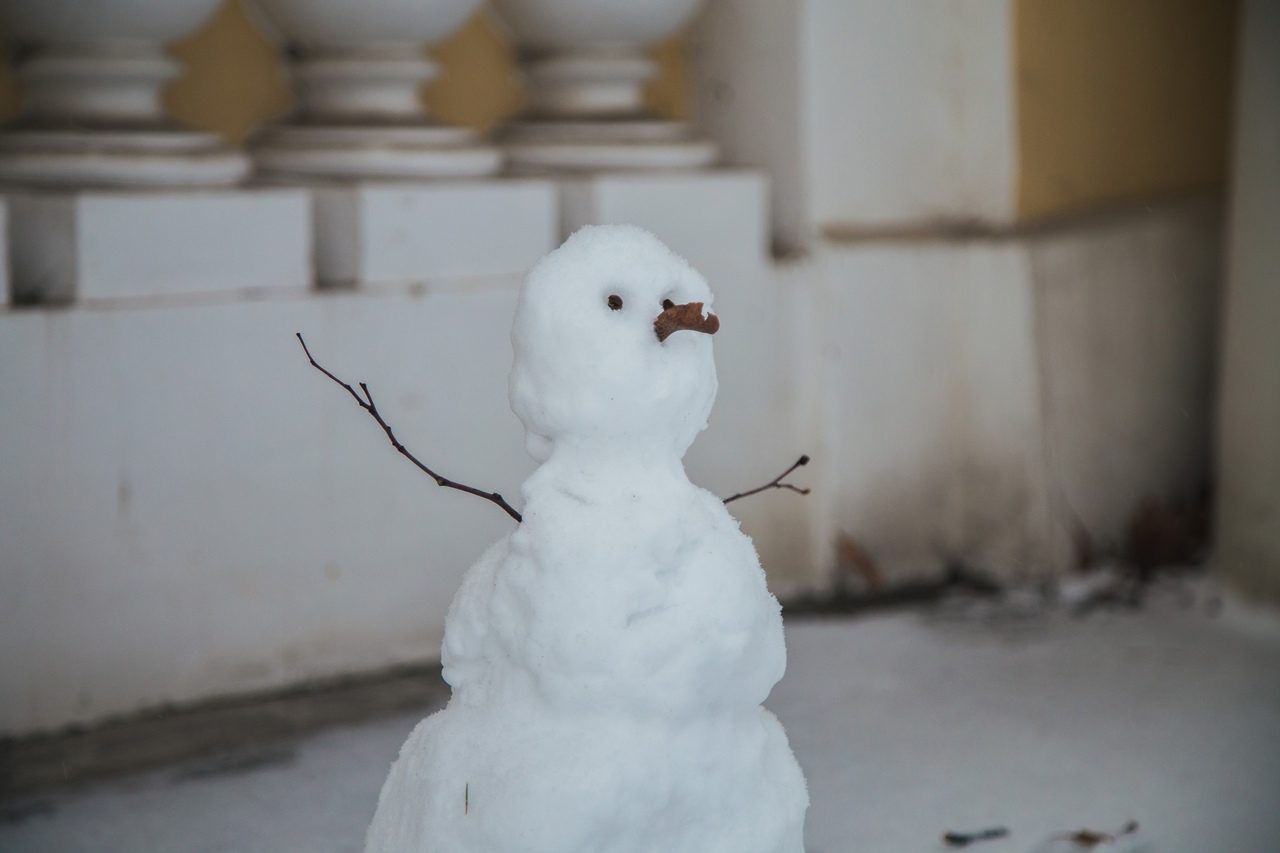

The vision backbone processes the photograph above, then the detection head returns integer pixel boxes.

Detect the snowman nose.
[654,301,720,343]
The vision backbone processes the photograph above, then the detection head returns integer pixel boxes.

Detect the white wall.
[0,287,526,734]
[1215,0,1280,603]
[0,194,1227,736]
[1033,201,1222,554]
[808,238,1052,583]
[0,2,1237,736]
[805,199,1221,585]
[0,174,810,737]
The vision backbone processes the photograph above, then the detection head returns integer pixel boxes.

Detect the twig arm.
[722,455,812,505]
[296,333,522,523]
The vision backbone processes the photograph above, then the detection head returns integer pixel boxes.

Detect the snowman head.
[510,225,719,463]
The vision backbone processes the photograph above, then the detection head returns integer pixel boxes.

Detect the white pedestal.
[488,0,716,174]
[558,170,768,268]
[3,189,311,304]
[253,125,503,182]
[249,1,500,181]
[309,179,559,286]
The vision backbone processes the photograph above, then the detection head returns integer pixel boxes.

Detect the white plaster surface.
[0,171,1221,737]
[311,179,558,286]
[809,199,1220,584]
[812,239,1057,583]
[1032,201,1222,555]
[2,189,310,303]
[0,255,805,736]
[3,595,1278,853]
[0,287,531,736]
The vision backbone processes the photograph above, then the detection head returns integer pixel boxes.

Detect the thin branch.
[296,333,522,523]
[723,455,811,505]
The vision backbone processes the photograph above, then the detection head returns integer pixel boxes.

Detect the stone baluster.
[0,0,249,187]
[490,0,716,173]
[249,0,501,179]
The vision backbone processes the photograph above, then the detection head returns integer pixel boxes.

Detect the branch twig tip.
[723,454,813,506]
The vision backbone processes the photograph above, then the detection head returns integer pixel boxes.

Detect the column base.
[503,120,717,174]
[0,129,250,188]
[252,125,503,180]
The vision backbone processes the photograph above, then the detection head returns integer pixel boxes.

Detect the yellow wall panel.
[167,0,290,145]
[1016,0,1238,221]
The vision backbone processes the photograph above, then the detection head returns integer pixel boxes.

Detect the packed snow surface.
[3,585,1280,852]
[364,226,808,852]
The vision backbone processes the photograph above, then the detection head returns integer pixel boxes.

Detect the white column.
[491,0,717,173]
[0,0,249,187]
[1215,0,1280,604]
[250,0,501,179]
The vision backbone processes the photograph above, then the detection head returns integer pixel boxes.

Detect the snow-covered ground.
[2,585,1278,853]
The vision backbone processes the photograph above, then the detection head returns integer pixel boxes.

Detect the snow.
[791,582,1280,853]
[508,224,718,462]
[3,593,1278,852]
[365,225,807,851]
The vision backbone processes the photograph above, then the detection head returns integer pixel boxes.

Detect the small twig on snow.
[296,333,522,523]
[1060,821,1139,848]
[723,455,811,505]
[943,826,1009,847]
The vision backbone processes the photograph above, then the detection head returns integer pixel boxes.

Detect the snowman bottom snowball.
[364,225,809,853]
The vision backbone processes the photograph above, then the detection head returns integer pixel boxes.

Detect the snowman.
[364,225,808,853]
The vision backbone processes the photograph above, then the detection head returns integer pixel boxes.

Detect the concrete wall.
[0,0,1245,736]
[1215,0,1280,604]
[0,175,809,737]
[804,199,1221,586]
[0,287,527,735]
[0,294,809,738]
[1033,202,1222,554]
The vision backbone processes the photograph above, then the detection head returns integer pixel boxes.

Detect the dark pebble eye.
[662,298,675,310]
[608,294,623,310]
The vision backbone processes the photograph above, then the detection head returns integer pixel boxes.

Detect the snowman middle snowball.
[365,225,808,853]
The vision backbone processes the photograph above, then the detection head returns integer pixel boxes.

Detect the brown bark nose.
[654,302,720,342]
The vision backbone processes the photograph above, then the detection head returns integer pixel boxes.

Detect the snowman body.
[365,226,808,852]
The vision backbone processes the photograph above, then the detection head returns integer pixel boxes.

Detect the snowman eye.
[607,294,623,310]
[662,298,675,310]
